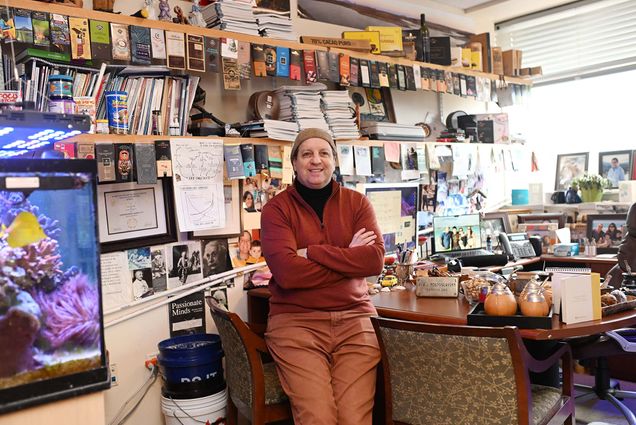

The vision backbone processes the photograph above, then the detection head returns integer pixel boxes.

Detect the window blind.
[494,0,636,85]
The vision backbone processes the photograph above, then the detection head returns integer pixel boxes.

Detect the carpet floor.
[574,373,636,425]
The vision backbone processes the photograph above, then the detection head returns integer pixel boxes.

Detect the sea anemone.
[34,274,100,351]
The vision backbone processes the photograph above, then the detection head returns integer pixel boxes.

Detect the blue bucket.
[158,334,225,398]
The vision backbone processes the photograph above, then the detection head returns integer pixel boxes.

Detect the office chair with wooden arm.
[372,317,574,425]
[206,298,291,425]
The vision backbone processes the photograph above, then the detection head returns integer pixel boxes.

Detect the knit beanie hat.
[290,128,337,160]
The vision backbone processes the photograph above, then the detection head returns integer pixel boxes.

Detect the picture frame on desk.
[98,178,177,253]
[517,213,566,228]
[517,223,558,254]
[481,211,511,235]
[481,211,511,251]
[586,213,627,254]
[555,152,588,191]
[598,150,632,188]
[191,179,241,238]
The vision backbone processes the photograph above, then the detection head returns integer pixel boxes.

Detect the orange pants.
[265,310,380,425]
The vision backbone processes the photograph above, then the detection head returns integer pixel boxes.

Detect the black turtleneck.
[295,180,332,222]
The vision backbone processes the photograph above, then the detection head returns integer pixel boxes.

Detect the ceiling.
[430,0,511,13]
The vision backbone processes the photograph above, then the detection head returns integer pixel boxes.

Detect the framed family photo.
[598,150,632,188]
[555,152,588,191]
[586,214,627,254]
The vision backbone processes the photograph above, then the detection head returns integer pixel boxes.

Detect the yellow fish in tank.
[1,211,47,248]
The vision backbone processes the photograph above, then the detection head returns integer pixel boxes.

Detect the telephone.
[498,232,540,260]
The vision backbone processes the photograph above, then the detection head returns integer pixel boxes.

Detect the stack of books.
[321,90,360,140]
[201,0,259,36]
[275,84,329,132]
[254,8,294,41]
[262,119,299,141]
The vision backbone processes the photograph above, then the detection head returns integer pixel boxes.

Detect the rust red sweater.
[261,180,385,316]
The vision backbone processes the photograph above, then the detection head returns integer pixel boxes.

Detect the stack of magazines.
[361,121,427,141]
[254,8,294,41]
[262,119,299,141]
[321,91,360,140]
[201,0,259,36]
[275,84,330,132]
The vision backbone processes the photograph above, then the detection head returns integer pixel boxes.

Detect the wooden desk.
[247,285,636,341]
[372,285,636,340]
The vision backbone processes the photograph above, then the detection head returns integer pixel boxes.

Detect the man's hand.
[296,248,308,258]
[349,228,377,247]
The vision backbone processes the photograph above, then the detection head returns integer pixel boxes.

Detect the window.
[495,0,636,85]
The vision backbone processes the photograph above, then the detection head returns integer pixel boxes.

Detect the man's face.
[611,159,619,168]
[204,242,222,269]
[292,138,336,189]
[239,232,251,254]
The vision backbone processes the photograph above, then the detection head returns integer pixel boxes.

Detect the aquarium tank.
[0,159,109,414]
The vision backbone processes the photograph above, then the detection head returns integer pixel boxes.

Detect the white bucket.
[161,389,227,425]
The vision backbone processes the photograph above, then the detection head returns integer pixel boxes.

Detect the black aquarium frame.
[0,159,110,414]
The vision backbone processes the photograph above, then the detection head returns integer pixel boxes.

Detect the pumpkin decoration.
[484,282,518,316]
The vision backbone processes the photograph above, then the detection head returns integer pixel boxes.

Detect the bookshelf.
[6,0,532,87]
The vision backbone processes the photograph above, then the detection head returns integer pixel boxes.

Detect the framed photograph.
[481,212,511,251]
[517,213,566,228]
[555,152,588,191]
[192,179,241,238]
[598,150,632,188]
[98,178,177,253]
[481,212,511,236]
[586,214,627,254]
[517,223,559,254]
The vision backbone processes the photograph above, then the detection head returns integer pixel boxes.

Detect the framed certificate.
[98,178,177,253]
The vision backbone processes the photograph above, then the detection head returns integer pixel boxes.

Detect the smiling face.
[292,138,336,189]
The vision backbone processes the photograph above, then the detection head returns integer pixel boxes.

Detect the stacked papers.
[361,121,426,141]
[321,91,360,140]
[275,84,330,133]
[263,119,299,141]
[202,0,259,36]
[254,8,294,41]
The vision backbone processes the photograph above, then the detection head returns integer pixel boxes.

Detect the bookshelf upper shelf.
[9,0,531,86]
[68,134,525,149]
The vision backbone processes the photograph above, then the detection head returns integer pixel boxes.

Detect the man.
[202,239,230,278]
[231,230,252,267]
[261,128,384,425]
[607,157,626,187]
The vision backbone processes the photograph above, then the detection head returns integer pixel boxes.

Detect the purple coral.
[34,274,100,350]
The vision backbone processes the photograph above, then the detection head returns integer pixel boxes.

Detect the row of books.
[97,72,199,136]
[16,57,105,111]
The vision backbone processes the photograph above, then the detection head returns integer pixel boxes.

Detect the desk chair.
[207,298,292,425]
[371,317,574,425]
[569,330,636,425]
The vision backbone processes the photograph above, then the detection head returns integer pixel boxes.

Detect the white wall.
[96,1,548,424]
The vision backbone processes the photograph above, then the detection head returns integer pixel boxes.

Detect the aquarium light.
[0,111,91,157]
